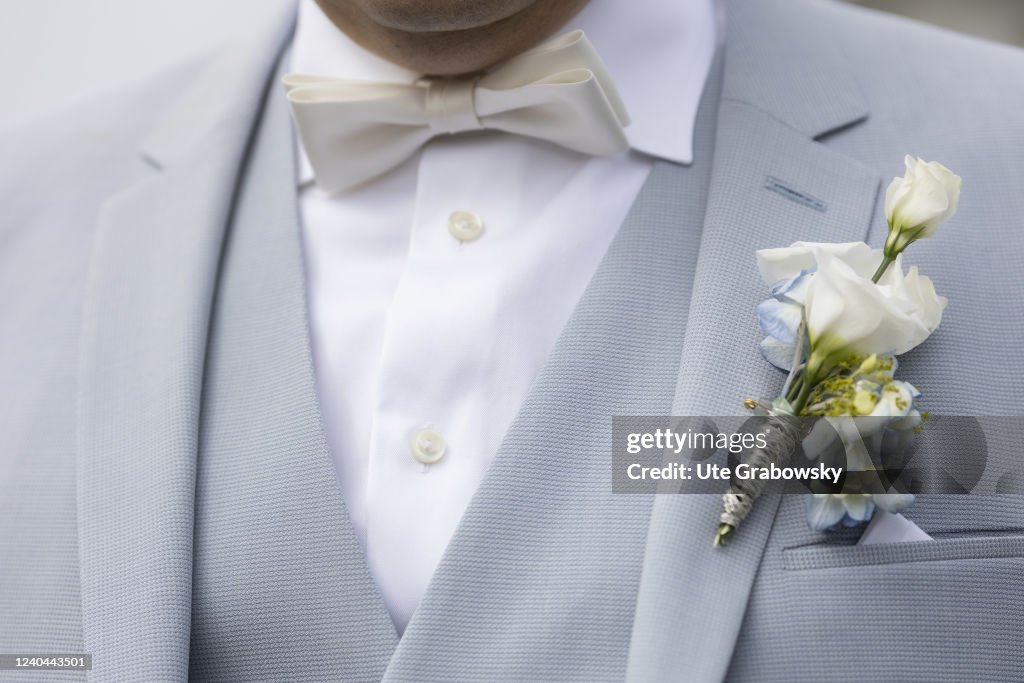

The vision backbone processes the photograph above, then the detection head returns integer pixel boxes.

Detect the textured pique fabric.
[0,3,300,680]
[627,1,1024,681]
[1,0,1024,680]
[187,58,398,681]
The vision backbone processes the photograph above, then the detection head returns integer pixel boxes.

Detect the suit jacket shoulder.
[826,0,1024,138]
[0,55,208,246]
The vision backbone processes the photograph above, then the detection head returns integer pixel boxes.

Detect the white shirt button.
[410,427,447,464]
[448,210,484,242]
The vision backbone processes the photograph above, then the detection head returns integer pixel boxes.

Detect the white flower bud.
[883,155,961,256]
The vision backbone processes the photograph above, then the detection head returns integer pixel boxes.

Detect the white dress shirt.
[291,0,717,631]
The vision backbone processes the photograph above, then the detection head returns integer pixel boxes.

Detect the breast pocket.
[726,520,1024,682]
[781,532,1024,570]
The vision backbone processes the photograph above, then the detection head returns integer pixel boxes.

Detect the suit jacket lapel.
[188,52,399,680]
[76,4,295,680]
[627,0,883,680]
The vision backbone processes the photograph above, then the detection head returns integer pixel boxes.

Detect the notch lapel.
[627,0,884,680]
[75,4,296,680]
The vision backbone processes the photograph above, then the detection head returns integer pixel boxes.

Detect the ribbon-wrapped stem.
[713,407,807,547]
[714,323,812,548]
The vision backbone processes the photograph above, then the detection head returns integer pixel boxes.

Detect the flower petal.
[760,337,800,372]
[806,495,847,531]
[842,494,876,522]
[757,299,803,343]
[803,249,943,361]
[872,492,916,512]
[756,242,879,286]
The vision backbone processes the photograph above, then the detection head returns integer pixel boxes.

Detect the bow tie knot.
[424,78,483,135]
[284,30,630,194]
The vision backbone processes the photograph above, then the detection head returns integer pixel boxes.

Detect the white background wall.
[0,0,1022,129]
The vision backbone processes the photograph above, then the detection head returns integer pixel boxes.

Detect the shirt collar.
[290,0,718,184]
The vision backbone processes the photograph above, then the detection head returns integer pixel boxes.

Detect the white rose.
[756,242,947,378]
[883,155,962,255]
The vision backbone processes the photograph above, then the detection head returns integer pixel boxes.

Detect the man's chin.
[357,0,538,33]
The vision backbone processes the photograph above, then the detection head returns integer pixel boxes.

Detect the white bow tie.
[283,30,630,194]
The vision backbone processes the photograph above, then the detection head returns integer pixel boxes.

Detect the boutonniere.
[714,156,963,547]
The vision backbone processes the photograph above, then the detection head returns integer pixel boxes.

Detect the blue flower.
[806,492,916,531]
[756,268,813,371]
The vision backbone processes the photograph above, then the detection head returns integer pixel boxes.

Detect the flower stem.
[871,256,895,283]
[792,377,813,415]
[786,373,804,402]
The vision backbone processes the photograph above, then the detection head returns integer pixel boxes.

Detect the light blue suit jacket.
[2,0,1024,680]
